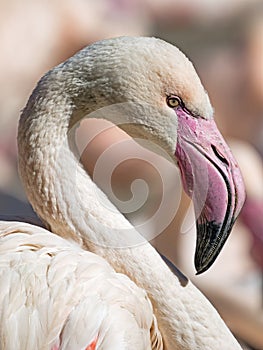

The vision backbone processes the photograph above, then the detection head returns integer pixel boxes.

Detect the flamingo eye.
[166,96,181,108]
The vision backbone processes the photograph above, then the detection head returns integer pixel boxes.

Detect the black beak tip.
[194,220,222,275]
[194,218,235,275]
[195,266,211,275]
[194,257,212,275]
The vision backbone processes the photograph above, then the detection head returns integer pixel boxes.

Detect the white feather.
[0,222,159,349]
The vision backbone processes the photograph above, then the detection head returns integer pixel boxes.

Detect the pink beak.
[175,108,246,274]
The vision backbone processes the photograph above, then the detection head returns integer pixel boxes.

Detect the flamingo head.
[27,36,246,273]
[99,36,245,274]
[68,36,245,273]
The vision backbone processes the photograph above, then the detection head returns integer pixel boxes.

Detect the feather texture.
[0,221,162,350]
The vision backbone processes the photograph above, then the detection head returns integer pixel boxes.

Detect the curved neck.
[18,77,240,350]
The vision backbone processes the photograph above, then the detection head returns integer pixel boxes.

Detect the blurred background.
[0,0,263,348]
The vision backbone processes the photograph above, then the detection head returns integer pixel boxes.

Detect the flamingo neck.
[18,75,240,350]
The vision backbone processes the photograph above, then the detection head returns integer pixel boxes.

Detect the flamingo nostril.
[211,144,229,167]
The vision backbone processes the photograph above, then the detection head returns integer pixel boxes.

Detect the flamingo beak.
[175,109,245,274]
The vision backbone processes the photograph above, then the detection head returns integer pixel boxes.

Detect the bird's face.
[118,37,245,273]
[77,37,246,273]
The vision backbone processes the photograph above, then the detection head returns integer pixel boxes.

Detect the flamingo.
[0,36,245,349]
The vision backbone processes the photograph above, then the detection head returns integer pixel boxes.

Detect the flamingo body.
[0,221,162,349]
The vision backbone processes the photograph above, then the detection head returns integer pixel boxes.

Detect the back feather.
[0,221,163,349]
